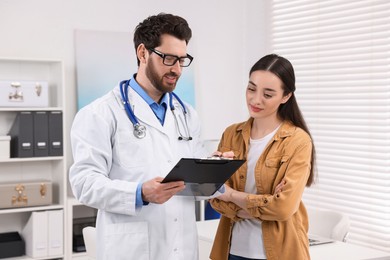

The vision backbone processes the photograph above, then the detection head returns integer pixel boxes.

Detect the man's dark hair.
[133,13,192,66]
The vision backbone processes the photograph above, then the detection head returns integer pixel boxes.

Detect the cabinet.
[0,58,66,260]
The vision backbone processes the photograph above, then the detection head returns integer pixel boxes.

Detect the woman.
[210,54,316,260]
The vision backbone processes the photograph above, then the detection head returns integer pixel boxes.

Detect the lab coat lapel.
[130,88,173,136]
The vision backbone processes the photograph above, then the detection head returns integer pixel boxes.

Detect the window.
[269,0,390,252]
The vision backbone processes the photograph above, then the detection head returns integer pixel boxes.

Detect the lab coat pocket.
[104,221,149,260]
[116,128,152,168]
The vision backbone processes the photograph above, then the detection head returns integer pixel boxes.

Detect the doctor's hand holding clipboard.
[141,177,185,204]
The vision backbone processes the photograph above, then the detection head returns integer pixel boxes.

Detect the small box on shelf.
[0,231,25,259]
[0,80,49,108]
[0,181,52,209]
[0,136,10,159]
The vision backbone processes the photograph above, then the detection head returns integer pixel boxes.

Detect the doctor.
[69,13,208,260]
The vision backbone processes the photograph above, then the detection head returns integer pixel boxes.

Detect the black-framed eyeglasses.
[149,48,193,67]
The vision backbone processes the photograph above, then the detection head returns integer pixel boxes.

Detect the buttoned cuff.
[136,183,149,207]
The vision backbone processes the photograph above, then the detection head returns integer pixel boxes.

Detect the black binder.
[48,111,63,156]
[33,111,49,157]
[8,112,34,158]
[162,158,246,196]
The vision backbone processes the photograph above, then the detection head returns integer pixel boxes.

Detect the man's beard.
[145,59,180,93]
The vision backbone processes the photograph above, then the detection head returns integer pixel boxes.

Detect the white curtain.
[268,0,390,252]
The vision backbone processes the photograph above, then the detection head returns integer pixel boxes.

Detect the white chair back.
[307,207,350,242]
[82,226,97,259]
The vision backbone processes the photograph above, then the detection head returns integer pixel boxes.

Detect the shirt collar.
[129,74,169,107]
[237,118,295,141]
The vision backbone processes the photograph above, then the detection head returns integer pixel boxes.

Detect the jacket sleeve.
[69,105,139,216]
[209,128,243,221]
[209,186,242,221]
[246,140,312,221]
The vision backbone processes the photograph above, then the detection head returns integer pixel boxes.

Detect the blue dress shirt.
[128,75,168,207]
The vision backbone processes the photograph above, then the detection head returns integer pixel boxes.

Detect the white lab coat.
[69,85,208,260]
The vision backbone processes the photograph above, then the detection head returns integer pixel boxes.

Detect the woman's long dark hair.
[250,54,316,186]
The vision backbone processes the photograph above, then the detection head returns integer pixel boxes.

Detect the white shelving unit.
[0,58,66,260]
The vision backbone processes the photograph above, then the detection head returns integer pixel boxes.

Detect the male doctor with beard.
[69,13,217,260]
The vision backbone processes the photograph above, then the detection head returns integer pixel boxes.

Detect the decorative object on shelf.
[0,231,25,259]
[0,80,49,107]
[0,180,52,209]
[9,82,23,102]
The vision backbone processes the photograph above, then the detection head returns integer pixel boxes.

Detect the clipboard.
[162,158,245,196]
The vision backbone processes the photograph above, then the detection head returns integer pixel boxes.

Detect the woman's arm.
[216,180,286,219]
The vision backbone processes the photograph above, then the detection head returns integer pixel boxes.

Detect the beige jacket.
[210,119,312,260]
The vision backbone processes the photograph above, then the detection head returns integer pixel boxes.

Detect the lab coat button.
[174,218,178,222]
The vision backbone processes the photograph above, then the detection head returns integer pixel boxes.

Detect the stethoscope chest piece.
[120,78,192,141]
[133,124,146,139]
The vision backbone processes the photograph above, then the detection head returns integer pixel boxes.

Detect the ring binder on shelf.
[8,112,34,158]
[33,111,49,157]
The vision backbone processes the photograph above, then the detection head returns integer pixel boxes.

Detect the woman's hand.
[217,184,234,202]
[211,150,235,159]
[274,179,286,196]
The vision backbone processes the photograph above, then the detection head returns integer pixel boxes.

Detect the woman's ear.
[281,93,292,104]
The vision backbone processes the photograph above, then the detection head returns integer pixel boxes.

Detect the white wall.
[0,0,266,163]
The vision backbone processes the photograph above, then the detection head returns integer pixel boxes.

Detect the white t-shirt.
[230,127,279,259]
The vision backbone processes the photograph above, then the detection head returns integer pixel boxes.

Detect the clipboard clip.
[196,155,234,164]
[204,154,234,160]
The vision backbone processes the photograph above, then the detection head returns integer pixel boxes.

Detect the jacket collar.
[237,118,295,141]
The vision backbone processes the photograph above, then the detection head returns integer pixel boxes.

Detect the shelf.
[0,255,65,260]
[1,255,65,260]
[0,156,63,163]
[71,252,89,260]
[67,197,82,206]
[0,204,64,215]
[0,57,62,63]
[0,256,32,260]
[0,107,63,112]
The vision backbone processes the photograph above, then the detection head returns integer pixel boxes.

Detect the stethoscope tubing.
[120,79,140,126]
[119,79,190,139]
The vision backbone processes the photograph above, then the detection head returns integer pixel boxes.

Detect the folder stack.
[21,209,64,258]
[33,111,49,157]
[48,111,63,156]
[8,111,63,158]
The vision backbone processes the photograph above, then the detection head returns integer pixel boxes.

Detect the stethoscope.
[119,79,192,141]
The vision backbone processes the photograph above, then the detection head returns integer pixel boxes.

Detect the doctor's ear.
[137,44,148,63]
